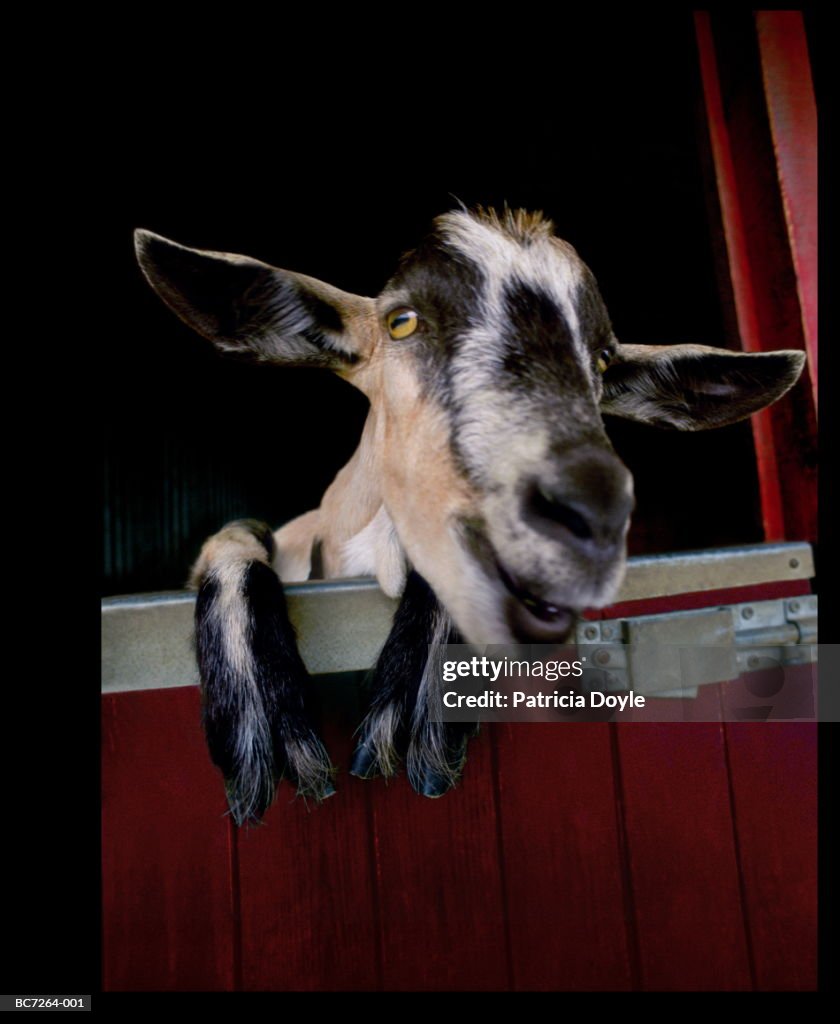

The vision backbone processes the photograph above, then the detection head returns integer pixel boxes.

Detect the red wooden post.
[755,12,818,414]
[693,12,817,543]
[694,11,784,541]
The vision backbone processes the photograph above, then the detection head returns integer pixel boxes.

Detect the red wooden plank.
[102,687,235,991]
[368,727,509,991]
[615,723,753,990]
[235,698,380,991]
[493,723,633,990]
[694,13,817,543]
[723,723,817,989]
[755,12,818,413]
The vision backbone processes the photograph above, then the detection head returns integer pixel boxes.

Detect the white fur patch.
[438,212,591,490]
[439,210,586,358]
[339,504,407,598]
[211,558,256,680]
[204,555,276,821]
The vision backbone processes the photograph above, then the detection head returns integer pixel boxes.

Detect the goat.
[135,208,805,823]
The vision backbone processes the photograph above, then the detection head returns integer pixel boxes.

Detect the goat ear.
[600,343,806,430]
[134,230,374,371]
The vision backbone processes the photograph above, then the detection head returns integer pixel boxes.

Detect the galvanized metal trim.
[102,592,199,695]
[102,578,396,694]
[612,542,812,602]
[101,543,814,694]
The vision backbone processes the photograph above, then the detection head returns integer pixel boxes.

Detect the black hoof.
[295,776,336,801]
[349,740,381,779]
[417,771,455,799]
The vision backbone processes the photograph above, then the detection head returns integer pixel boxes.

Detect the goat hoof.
[304,779,337,801]
[418,772,454,799]
[294,775,336,801]
[349,741,380,779]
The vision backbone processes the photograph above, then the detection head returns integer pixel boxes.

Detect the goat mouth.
[496,562,576,643]
[460,519,577,643]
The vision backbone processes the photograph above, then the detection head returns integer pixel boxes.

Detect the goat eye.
[596,350,612,374]
[387,308,419,340]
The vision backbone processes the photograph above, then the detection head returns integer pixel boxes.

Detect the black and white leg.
[193,519,334,824]
[350,571,477,798]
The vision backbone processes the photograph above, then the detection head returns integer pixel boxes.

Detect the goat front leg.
[191,519,334,825]
[350,571,477,798]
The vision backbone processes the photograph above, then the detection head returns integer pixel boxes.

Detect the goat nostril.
[531,484,594,540]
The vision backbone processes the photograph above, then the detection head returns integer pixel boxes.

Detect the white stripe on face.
[438,210,587,360]
[436,212,591,491]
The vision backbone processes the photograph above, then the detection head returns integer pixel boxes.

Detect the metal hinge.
[575,595,817,698]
